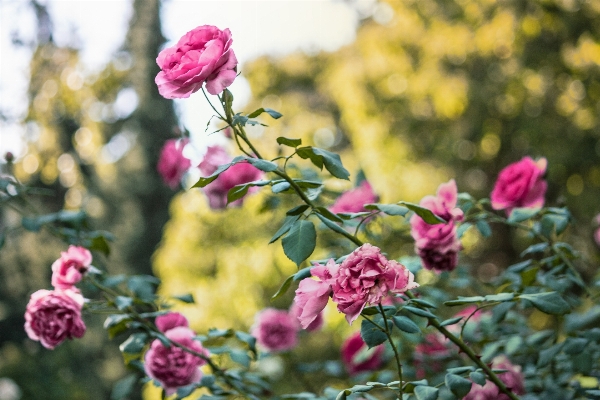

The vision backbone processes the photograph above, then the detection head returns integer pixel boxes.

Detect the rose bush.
[155,25,237,98]
[50,245,92,290]
[490,156,547,214]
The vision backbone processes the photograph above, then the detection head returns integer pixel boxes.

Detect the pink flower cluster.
[341,331,384,376]
[25,246,92,349]
[199,145,263,209]
[294,244,418,327]
[157,139,191,189]
[410,180,464,272]
[330,180,378,214]
[144,312,209,395]
[491,156,547,215]
[464,356,525,400]
[155,25,238,99]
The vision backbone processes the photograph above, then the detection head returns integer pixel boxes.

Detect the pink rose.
[414,332,451,379]
[156,312,189,333]
[332,244,418,324]
[290,299,324,332]
[157,139,191,189]
[199,145,263,209]
[293,259,338,330]
[155,25,238,98]
[24,289,86,349]
[144,326,208,396]
[410,180,463,272]
[464,356,525,400]
[491,156,547,215]
[330,180,378,214]
[50,245,92,290]
[251,308,299,353]
[341,331,384,376]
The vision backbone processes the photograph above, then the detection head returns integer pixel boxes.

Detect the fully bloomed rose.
[491,156,547,215]
[330,180,378,214]
[464,356,525,400]
[410,180,463,272]
[144,326,208,396]
[251,308,299,353]
[199,145,263,209]
[155,25,237,98]
[341,331,384,376]
[51,245,92,290]
[293,259,338,329]
[157,139,191,189]
[24,289,86,349]
[332,244,418,324]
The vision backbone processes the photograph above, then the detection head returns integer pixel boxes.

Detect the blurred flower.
[464,356,525,400]
[251,308,299,353]
[155,25,237,98]
[24,289,86,349]
[491,156,547,215]
[155,312,189,333]
[332,243,418,324]
[330,180,378,214]
[341,331,384,376]
[157,139,191,189]
[0,377,21,400]
[51,245,92,290]
[144,326,208,396]
[293,259,338,330]
[410,179,463,272]
[198,145,263,209]
[414,332,451,379]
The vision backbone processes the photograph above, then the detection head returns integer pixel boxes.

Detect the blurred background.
[1,0,600,399]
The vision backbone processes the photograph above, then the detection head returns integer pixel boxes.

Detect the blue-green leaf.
[282,220,317,266]
[399,202,446,224]
[393,316,420,334]
[414,386,439,400]
[360,318,387,349]
[277,137,301,147]
[444,373,472,398]
[519,292,570,315]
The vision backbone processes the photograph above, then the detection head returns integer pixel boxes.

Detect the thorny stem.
[378,303,403,398]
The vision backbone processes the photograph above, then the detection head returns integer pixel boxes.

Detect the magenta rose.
[341,331,384,376]
[332,244,418,324]
[410,180,463,272]
[465,356,525,400]
[491,156,547,215]
[293,259,338,330]
[24,289,86,349]
[50,245,93,290]
[157,139,191,189]
[156,312,189,333]
[144,326,208,396]
[155,25,238,98]
[199,145,263,209]
[330,180,378,214]
[251,308,299,353]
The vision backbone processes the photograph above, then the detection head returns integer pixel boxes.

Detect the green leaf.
[287,205,310,216]
[235,331,257,353]
[440,316,464,327]
[272,181,291,193]
[456,222,472,238]
[104,314,132,339]
[296,147,323,169]
[447,366,475,375]
[476,219,492,237]
[277,137,302,147]
[484,293,515,302]
[414,386,439,400]
[469,371,487,386]
[120,333,148,354]
[399,202,446,224]
[269,215,301,244]
[393,316,421,334]
[312,148,350,180]
[271,275,294,301]
[519,292,570,315]
[192,160,235,188]
[508,207,540,222]
[247,107,282,119]
[526,330,554,346]
[111,375,137,400]
[282,220,317,266]
[350,384,374,393]
[360,318,387,349]
[537,343,564,367]
[127,275,158,302]
[562,337,588,355]
[520,242,549,256]
[316,213,350,237]
[230,349,251,368]
[114,296,133,310]
[315,206,343,223]
[403,306,437,319]
[227,184,251,204]
[173,294,195,304]
[364,203,409,216]
[246,158,278,172]
[410,298,437,309]
[444,296,485,306]
[90,235,111,256]
[444,373,472,398]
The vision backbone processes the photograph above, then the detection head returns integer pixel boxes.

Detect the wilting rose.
[414,332,451,378]
[24,289,86,349]
[156,312,189,333]
[251,308,299,353]
[491,156,547,215]
[341,331,384,376]
[464,356,525,400]
[155,25,237,98]
[157,139,191,189]
[332,244,418,324]
[330,180,378,214]
[410,180,463,272]
[198,145,263,209]
[293,259,338,330]
[144,326,208,396]
[51,246,92,290]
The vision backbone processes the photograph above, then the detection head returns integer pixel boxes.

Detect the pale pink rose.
[144,326,208,396]
[51,246,92,290]
[414,332,451,379]
[330,180,378,214]
[293,259,338,330]
[410,180,463,272]
[155,25,238,98]
[199,145,263,209]
[491,156,547,215]
[341,331,384,376]
[157,139,191,189]
[332,244,418,324]
[156,312,189,333]
[289,300,324,332]
[464,356,525,400]
[251,308,299,353]
[24,289,86,349]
